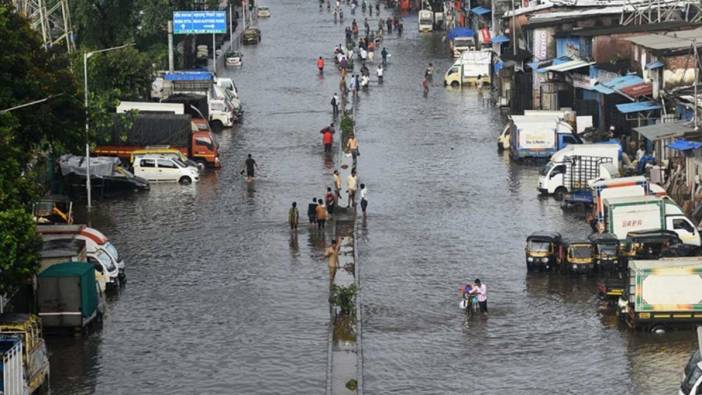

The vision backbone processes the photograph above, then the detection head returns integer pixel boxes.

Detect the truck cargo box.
[110,113,193,148]
[37,262,99,329]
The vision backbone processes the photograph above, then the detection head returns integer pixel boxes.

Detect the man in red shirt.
[317,56,325,74]
[321,123,335,153]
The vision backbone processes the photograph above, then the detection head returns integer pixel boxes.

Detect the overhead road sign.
[173,11,226,34]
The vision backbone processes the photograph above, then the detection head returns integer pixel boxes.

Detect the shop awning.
[593,75,644,95]
[616,101,661,113]
[492,34,510,44]
[634,122,695,141]
[448,27,475,40]
[540,59,595,73]
[645,60,664,70]
[668,139,702,151]
[471,6,491,15]
[620,82,653,98]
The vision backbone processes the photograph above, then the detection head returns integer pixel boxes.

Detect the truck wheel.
[450,81,459,88]
[179,176,192,185]
[526,262,533,272]
[650,325,667,335]
[553,187,566,201]
[211,120,223,133]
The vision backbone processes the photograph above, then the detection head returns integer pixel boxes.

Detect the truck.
[603,195,701,248]
[150,71,241,131]
[508,118,580,160]
[443,50,491,87]
[561,156,618,205]
[37,262,105,330]
[538,144,620,195]
[0,336,25,395]
[591,176,667,222]
[618,258,702,331]
[679,326,702,395]
[94,112,221,168]
[418,9,433,32]
[0,315,49,394]
[447,27,476,57]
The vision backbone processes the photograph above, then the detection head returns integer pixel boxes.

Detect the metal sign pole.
[212,32,216,75]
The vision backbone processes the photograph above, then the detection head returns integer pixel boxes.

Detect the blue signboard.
[173,11,226,34]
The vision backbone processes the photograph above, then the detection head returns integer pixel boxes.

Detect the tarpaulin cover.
[111,113,193,147]
[620,82,652,98]
[593,75,644,95]
[616,101,661,113]
[645,60,664,70]
[492,34,510,43]
[448,27,475,40]
[668,139,702,151]
[59,155,120,178]
[164,71,213,81]
[471,6,491,15]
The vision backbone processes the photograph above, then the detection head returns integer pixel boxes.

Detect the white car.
[133,154,200,184]
[257,6,271,17]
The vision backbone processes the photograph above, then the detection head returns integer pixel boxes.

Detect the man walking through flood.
[472,279,488,314]
[347,168,358,207]
[331,93,339,117]
[308,198,318,225]
[321,123,335,153]
[241,154,258,182]
[360,183,368,215]
[316,199,328,229]
[288,202,299,230]
[324,238,341,283]
[334,170,342,200]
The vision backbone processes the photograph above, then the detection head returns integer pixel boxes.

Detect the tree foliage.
[0,3,84,293]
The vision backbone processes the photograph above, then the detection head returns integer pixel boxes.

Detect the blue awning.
[471,6,491,15]
[616,101,661,113]
[668,139,702,151]
[492,34,510,44]
[645,60,664,70]
[593,75,644,95]
[448,27,475,40]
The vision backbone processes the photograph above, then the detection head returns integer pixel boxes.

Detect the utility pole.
[511,0,516,56]
[83,43,134,210]
[694,40,699,131]
[168,21,175,72]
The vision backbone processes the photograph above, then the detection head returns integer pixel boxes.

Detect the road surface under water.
[48,1,698,393]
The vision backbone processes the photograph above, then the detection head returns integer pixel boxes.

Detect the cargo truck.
[602,196,701,248]
[0,336,25,395]
[447,28,476,57]
[538,144,620,196]
[679,327,702,395]
[508,118,581,160]
[0,315,49,394]
[618,258,702,331]
[94,113,221,168]
[37,262,106,330]
[591,176,667,222]
[418,9,433,32]
[443,50,492,87]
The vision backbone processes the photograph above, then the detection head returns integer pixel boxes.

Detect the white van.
[538,144,621,196]
[133,154,200,184]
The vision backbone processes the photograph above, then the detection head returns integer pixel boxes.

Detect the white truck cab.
[133,154,200,184]
[418,9,433,32]
[538,144,620,196]
[40,234,120,289]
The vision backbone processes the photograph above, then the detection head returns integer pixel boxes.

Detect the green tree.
[0,3,83,293]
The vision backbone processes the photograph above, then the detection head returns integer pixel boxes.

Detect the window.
[140,159,155,168]
[195,138,213,149]
[550,165,566,178]
[157,159,177,169]
[674,218,695,233]
[88,257,104,273]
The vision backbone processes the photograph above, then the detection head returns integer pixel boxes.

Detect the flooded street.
[48,1,698,393]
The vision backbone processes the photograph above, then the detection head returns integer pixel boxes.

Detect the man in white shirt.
[360,183,368,215]
[473,279,487,314]
[347,169,358,207]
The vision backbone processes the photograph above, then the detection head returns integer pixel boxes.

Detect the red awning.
[620,82,652,98]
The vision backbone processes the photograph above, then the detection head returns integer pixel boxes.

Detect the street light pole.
[83,43,134,210]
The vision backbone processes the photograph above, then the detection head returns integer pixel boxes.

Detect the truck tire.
[179,176,192,185]
[211,120,223,133]
[553,187,566,201]
[450,81,459,88]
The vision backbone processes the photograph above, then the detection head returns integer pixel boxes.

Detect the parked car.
[243,27,262,45]
[132,154,200,184]
[225,50,243,67]
[257,6,271,17]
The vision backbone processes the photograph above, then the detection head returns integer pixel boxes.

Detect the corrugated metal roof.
[634,121,695,141]
[541,59,595,72]
[645,60,664,69]
[626,28,702,51]
[593,75,644,94]
[616,101,661,113]
[502,3,554,18]
[620,82,653,97]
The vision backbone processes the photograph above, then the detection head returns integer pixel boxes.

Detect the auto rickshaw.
[623,230,684,261]
[588,232,621,273]
[559,240,595,274]
[525,232,561,271]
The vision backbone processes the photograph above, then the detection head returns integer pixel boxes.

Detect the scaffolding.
[621,0,702,25]
[13,0,75,53]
